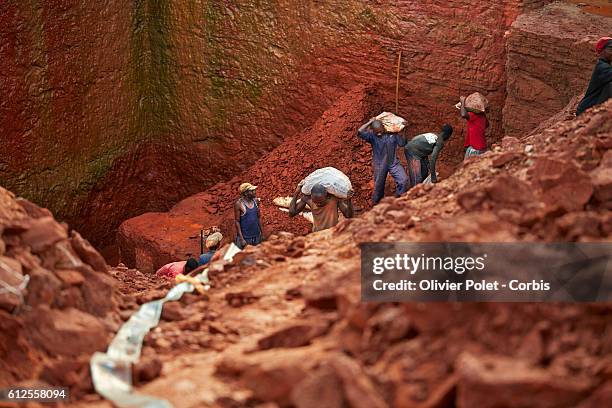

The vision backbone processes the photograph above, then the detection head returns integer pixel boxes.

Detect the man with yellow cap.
[234,183,265,249]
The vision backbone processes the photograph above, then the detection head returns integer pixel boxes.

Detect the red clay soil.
[3,0,554,254]
[0,99,609,408]
[567,0,612,17]
[0,189,123,398]
[110,100,612,408]
[118,85,457,272]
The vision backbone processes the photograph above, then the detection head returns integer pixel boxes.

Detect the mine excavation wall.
[1,0,556,250]
[504,3,612,138]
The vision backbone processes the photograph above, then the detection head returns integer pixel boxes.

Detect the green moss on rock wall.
[1,0,551,247]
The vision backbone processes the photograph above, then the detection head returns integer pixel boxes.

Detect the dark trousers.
[405,151,430,189]
[373,162,408,204]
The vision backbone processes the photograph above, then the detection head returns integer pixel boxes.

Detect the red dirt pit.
[0,2,610,406]
[2,0,554,253]
[118,85,457,272]
[0,76,610,408]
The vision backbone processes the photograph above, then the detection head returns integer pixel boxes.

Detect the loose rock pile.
[191,100,612,407]
[0,189,120,397]
[0,82,610,408]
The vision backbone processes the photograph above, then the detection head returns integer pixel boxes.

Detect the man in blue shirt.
[358,118,409,204]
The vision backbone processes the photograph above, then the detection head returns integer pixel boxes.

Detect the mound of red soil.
[0,189,121,396]
[119,85,457,272]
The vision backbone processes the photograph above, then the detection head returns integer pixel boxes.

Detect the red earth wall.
[1,0,552,251]
[503,2,612,138]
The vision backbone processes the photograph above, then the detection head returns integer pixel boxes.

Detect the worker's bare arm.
[234,201,245,245]
[339,198,354,219]
[459,96,469,119]
[289,184,308,217]
[257,203,266,241]
[429,139,445,183]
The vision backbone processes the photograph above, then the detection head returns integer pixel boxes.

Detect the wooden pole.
[395,51,402,113]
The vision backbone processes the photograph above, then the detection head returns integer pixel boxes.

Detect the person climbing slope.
[235,183,265,249]
[288,183,353,232]
[357,118,409,204]
[459,94,488,159]
[576,37,612,116]
[404,124,453,187]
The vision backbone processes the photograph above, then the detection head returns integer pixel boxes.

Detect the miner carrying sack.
[457,92,489,159]
[404,124,454,187]
[576,37,612,116]
[289,167,354,232]
[358,113,409,204]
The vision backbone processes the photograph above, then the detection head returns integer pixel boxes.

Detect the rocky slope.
[0,73,609,408]
[117,85,380,271]
[0,188,121,397]
[116,100,611,407]
[1,0,553,249]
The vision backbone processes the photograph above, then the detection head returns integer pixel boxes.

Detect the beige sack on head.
[455,92,489,113]
[301,167,353,199]
[376,112,407,133]
[205,232,223,248]
[273,196,293,208]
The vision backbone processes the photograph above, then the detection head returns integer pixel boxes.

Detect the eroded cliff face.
[0,1,133,244]
[503,2,612,138]
[1,0,552,248]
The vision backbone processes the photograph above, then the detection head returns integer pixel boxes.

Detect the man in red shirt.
[460,96,488,159]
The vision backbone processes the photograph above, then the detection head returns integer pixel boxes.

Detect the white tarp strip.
[91,244,242,408]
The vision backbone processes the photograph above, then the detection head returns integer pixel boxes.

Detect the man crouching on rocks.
[288,183,354,232]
